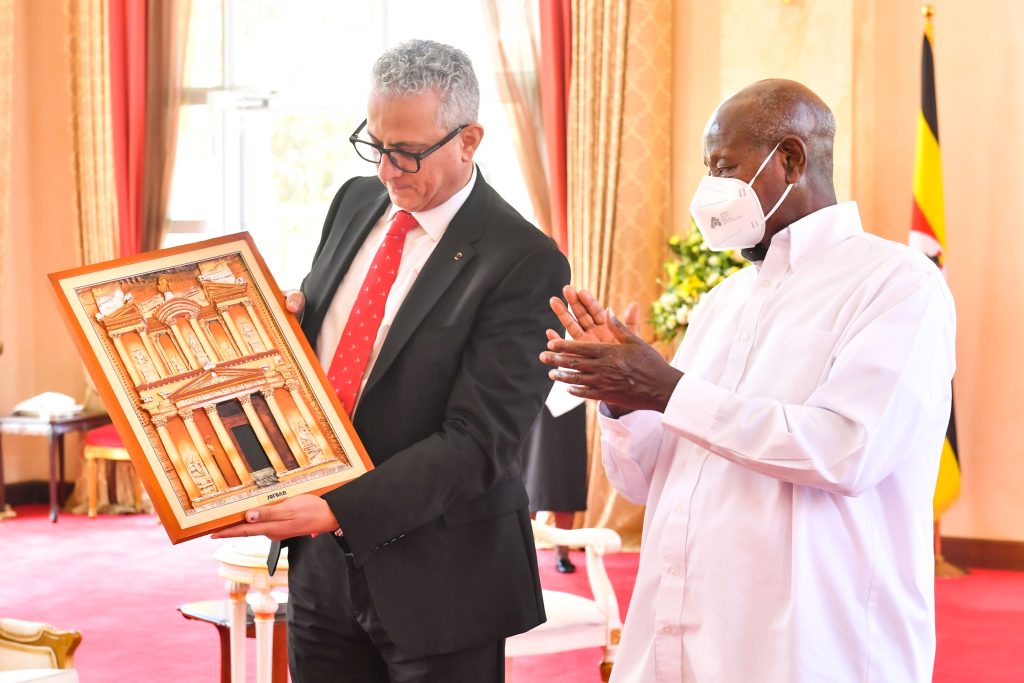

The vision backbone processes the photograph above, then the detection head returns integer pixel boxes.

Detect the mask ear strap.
[764,183,794,221]
[750,142,781,185]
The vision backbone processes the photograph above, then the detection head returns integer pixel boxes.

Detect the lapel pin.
[453,252,464,261]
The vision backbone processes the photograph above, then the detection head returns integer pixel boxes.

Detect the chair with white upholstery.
[0,618,80,682]
[505,520,623,682]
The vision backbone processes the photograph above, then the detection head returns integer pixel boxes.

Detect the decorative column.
[204,320,235,361]
[153,332,173,369]
[204,405,253,484]
[261,388,309,467]
[219,305,249,355]
[138,330,168,376]
[250,586,279,683]
[238,394,288,473]
[285,380,332,460]
[169,321,200,370]
[188,316,219,363]
[110,331,142,385]
[225,579,248,683]
[242,298,274,350]
[158,331,189,374]
[180,408,229,489]
[152,414,201,501]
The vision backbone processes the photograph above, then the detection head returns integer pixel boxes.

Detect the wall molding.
[941,536,1024,572]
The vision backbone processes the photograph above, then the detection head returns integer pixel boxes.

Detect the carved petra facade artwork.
[70,253,354,516]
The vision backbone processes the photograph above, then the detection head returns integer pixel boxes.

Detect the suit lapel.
[332,189,390,285]
[305,187,389,343]
[361,178,492,398]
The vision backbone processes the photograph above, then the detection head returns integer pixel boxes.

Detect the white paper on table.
[12,392,84,419]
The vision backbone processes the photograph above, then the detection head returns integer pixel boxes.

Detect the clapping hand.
[545,285,640,343]
[540,286,683,415]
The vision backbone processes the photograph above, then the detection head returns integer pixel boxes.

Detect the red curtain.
[109,0,147,258]
[538,0,571,255]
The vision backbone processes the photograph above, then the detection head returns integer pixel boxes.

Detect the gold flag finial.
[922,5,935,19]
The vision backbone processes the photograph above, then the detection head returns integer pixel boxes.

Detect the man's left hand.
[540,310,683,413]
[211,494,341,542]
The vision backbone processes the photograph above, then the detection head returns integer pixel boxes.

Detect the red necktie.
[327,210,419,415]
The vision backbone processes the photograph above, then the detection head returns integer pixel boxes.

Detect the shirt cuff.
[597,405,663,504]
[661,375,731,448]
[597,403,658,445]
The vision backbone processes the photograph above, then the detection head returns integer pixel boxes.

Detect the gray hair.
[372,39,480,130]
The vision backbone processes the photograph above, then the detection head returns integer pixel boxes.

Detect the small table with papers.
[0,412,112,522]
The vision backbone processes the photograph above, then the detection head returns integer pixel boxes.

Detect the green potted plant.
[651,227,748,342]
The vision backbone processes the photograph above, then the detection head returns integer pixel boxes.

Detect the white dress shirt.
[315,167,477,408]
[600,202,956,682]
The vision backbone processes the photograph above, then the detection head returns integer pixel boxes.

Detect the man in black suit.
[214,39,569,682]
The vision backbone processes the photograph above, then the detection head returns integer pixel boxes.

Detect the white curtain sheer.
[481,0,552,239]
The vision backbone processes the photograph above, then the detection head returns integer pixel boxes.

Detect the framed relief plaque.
[49,233,372,543]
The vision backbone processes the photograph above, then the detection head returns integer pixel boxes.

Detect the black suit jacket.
[294,172,569,656]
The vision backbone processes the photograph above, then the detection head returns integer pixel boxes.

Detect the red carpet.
[2,505,1023,682]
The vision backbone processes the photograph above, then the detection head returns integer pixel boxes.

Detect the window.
[167,0,536,290]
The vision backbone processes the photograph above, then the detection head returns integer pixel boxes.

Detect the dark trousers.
[286,535,505,683]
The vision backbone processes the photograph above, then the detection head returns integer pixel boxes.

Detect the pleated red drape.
[538,0,571,255]
[108,0,146,258]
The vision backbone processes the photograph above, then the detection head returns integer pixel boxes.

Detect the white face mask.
[689,143,794,251]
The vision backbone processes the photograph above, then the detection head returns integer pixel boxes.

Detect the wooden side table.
[178,598,288,683]
[0,412,112,522]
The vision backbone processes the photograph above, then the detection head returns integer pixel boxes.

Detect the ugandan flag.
[911,9,960,519]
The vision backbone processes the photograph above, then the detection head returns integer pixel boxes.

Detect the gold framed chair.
[0,618,81,674]
[83,424,141,518]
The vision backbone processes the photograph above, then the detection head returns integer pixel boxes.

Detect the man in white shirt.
[540,79,956,682]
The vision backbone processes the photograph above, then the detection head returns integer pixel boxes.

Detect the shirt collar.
[763,201,864,270]
[387,165,478,242]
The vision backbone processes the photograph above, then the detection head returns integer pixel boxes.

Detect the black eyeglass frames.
[348,119,468,174]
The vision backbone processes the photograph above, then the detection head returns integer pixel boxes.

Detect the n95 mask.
[689,143,793,251]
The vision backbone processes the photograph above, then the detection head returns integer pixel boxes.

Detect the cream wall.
[672,0,1024,542]
[911,0,1024,543]
[670,0,721,231]
[0,0,86,484]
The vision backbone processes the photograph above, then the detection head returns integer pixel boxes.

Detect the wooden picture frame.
[49,233,373,543]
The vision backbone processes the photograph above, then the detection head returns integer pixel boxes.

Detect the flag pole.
[918,3,966,578]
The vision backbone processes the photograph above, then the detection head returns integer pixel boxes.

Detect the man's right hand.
[284,290,305,317]
[544,285,643,418]
[546,285,640,343]
[541,311,683,417]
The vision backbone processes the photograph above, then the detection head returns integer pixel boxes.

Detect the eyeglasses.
[349,119,468,174]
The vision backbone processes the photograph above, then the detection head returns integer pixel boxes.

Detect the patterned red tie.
[327,210,419,415]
